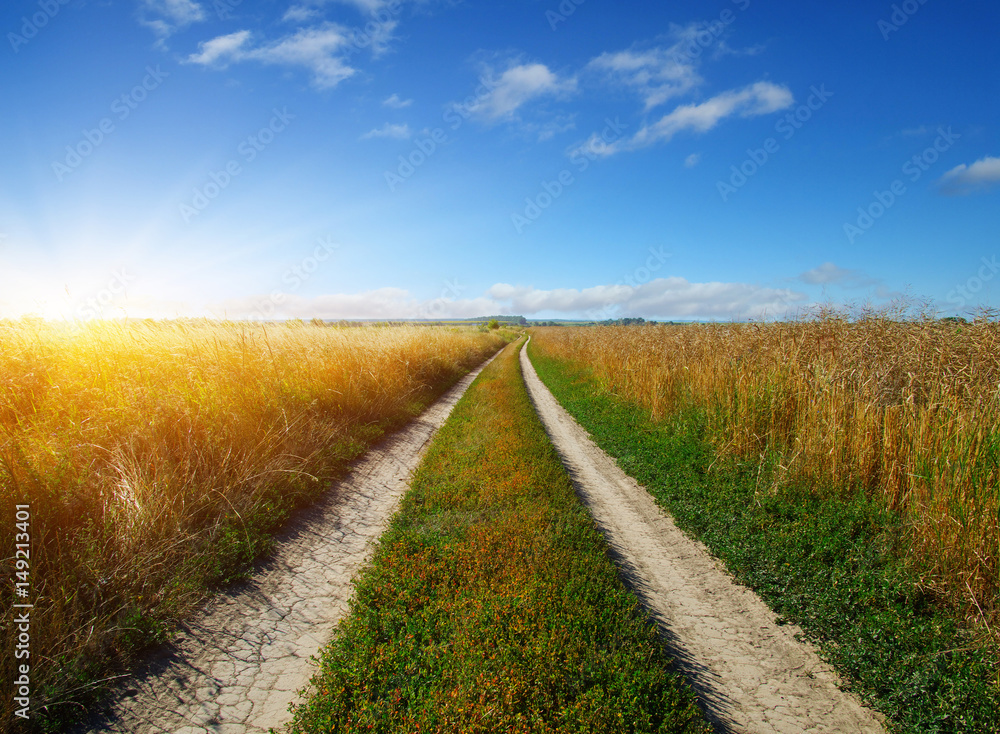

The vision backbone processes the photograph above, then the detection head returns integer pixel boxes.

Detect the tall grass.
[533,314,1000,629]
[0,319,504,728]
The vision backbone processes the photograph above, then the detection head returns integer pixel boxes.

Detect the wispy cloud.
[487,278,806,320]
[684,153,700,167]
[216,288,500,321]
[283,0,401,52]
[140,0,206,40]
[586,22,764,111]
[282,5,321,23]
[797,262,881,289]
[333,0,394,14]
[524,114,577,142]
[361,122,412,139]
[798,262,857,285]
[206,276,807,322]
[587,31,703,111]
[383,93,413,108]
[186,24,356,89]
[938,155,1000,195]
[574,81,793,157]
[462,62,578,122]
[713,39,765,59]
[187,30,252,65]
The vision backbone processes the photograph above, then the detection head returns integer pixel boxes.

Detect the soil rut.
[520,342,885,734]
[77,353,499,734]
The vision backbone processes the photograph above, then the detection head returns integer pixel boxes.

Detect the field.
[288,339,709,734]
[5,315,999,732]
[531,318,1000,624]
[0,320,505,728]
[529,319,1000,731]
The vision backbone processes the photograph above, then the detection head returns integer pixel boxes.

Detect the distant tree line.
[599,317,648,326]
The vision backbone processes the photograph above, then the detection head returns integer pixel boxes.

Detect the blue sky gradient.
[1,0,997,320]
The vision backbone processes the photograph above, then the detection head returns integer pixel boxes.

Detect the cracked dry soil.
[77,352,499,734]
[520,341,885,734]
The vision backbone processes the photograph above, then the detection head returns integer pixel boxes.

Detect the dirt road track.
[520,341,885,734]
[77,352,500,734]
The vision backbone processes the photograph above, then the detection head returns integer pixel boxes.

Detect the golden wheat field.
[535,317,1000,628]
[0,319,504,722]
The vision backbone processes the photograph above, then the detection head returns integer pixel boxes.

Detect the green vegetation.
[528,337,1000,733]
[0,320,505,731]
[288,340,710,734]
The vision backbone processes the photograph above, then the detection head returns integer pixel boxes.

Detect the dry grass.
[0,319,504,726]
[534,314,1000,629]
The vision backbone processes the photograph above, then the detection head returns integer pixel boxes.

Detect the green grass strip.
[527,338,1000,734]
[287,340,710,734]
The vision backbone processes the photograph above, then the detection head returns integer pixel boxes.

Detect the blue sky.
[1,0,997,321]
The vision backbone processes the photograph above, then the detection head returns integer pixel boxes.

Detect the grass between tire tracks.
[287,339,710,734]
[527,336,1000,734]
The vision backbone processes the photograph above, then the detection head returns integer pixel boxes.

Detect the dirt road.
[78,352,500,734]
[520,341,884,734]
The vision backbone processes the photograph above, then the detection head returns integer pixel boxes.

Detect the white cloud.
[576,81,794,157]
[586,23,764,111]
[215,289,501,321]
[713,40,765,59]
[797,263,884,292]
[524,114,577,142]
[285,0,400,52]
[154,0,205,23]
[462,62,577,121]
[187,30,252,65]
[588,41,701,111]
[798,262,856,285]
[383,93,413,108]
[140,0,206,39]
[684,153,700,168]
[204,275,807,322]
[938,156,1000,195]
[361,122,412,140]
[333,0,392,14]
[186,24,356,89]
[283,5,321,23]
[487,279,805,320]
